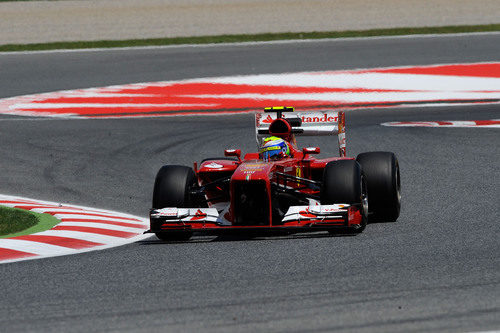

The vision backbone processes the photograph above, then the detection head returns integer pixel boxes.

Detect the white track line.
[1,31,499,56]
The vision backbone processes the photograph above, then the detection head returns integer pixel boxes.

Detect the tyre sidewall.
[321,160,362,205]
[152,165,196,209]
[321,160,367,233]
[356,152,400,222]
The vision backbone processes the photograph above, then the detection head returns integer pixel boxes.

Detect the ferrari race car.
[146,107,401,241]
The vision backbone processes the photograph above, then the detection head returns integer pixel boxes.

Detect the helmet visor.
[260,149,283,161]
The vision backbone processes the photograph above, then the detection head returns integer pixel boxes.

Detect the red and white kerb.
[0,195,149,264]
[0,62,498,118]
[382,119,500,128]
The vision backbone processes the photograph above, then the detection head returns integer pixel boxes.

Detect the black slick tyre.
[152,165,196,241]
[356,152,401,222]
[321,160,368,233]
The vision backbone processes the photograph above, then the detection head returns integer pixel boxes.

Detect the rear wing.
[255,107,346,157]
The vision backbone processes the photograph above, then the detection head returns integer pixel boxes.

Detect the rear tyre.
[356,152,401,222]
[152,165,196,241]
[321,160,368,233]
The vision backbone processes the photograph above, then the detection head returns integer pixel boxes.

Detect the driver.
[259,136,291,161]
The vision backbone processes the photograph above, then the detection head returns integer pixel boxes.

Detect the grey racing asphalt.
[0,34,499,332]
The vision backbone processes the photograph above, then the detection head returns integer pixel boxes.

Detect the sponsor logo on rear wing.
[255,109,346,157]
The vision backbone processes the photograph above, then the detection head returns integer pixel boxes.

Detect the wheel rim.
[361,175,369,219]
[395,162,401,206]
[352,175,368,231]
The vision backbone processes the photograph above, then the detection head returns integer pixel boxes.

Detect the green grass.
[0,24,498,52]
[0,205,60,238]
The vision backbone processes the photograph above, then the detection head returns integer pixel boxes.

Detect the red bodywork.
[151,152,362,234]
[149,109,364,235]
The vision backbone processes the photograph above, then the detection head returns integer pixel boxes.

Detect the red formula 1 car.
[147,107,400,241]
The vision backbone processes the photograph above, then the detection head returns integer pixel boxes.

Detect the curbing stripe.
[0,62,498,119]
[0,248,37,261]
[13,235,103,249]
[16,235,104,249]
[0,239,77,256]
[57,221,146,233]
[40,211,142,221]
[51,213,144,223]
[51,225,139,238]
[381,119,500,128]
[60,218,146,229]
[0,194,151,264]
[33,230,139,245]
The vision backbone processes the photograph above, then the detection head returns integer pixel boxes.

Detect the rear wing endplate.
[255,108,346,157]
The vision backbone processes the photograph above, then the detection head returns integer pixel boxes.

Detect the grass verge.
[0,205,60,238]
[0,24,498,52]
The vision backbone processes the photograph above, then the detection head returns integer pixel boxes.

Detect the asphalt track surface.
[0,34,499,332]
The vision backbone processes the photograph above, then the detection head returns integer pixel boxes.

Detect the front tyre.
[152,165,196,241]
[356,152,401,222]
[321,160,368,233]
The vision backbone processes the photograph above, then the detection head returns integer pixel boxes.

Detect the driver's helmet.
[259,136,291,161]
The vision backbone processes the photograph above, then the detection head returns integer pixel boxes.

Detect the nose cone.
[231,161,273,226]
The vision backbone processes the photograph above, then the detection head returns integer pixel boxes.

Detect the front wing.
[146,204,363,236]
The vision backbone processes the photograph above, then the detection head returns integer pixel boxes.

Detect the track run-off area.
[0,33,498,332]
[0,62,498,118]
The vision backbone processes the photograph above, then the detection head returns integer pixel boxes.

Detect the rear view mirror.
[303,147,320,155]
[224,149,242,162]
